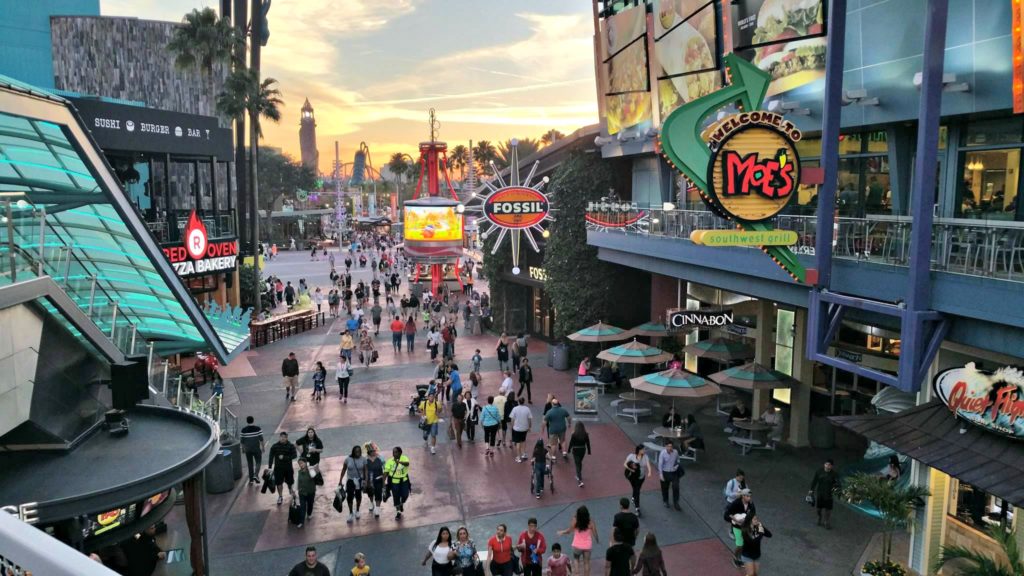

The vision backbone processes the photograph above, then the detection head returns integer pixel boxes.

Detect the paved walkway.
[154,248,883,575]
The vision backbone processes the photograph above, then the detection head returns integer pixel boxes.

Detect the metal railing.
[144,209,236,243]
[597,208,1024,283]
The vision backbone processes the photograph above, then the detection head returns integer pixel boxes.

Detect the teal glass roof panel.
[0,79,248,362]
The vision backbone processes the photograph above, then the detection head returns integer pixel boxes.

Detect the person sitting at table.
[726,399,751,433]
[668,354,682,370]
[597,361,615,385]
[578,356,591,377]
[760,405,785,445]
[661,406,682,428]
[682,414,704,451]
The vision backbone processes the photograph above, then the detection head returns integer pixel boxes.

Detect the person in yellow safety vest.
[383,446,411,520]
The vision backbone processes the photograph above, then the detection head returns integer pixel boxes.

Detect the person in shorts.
[281,352,299,401]
[268,432,298,505]
[419,392,443,455]
[509,398,533,463]
[542,398,571,460]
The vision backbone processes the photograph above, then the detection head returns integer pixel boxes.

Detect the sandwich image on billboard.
[602,3,653,135]
[731,0,827,97]
[654,0,722,118]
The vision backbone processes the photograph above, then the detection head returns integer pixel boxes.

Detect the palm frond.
[937,543,1012,576]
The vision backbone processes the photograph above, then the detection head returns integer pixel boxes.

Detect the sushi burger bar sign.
[935,363,1024,439]
[161,211,238,278]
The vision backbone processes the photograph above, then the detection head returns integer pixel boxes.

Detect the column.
[909,353,945,574]
[788,307,813,447]
[751,299,774,417]
[210,156,219,220]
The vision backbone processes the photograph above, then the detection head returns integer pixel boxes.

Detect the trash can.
[552,343,569,371]
[205,448,234,494]
[547,345,554,367]
[221,439,243,481]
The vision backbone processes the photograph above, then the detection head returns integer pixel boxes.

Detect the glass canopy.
[0,75,247,362]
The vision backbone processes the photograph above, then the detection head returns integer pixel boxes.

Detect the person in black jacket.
[739,514,772,575]
[268,431,298,505]
[240,416,265,484]
[282,352,300,401]
[567,421,591,488]
[517,358,535,404]
[122,525,165,576]
[809,458,840,529]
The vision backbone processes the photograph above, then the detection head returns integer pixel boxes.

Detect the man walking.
[809,458,840,529]
[384,446,411,520]
[517,517,547,576]
[288,546,330,576]
[370,301,383,335]
[724,488,756,567]
[281,352,300,401]
[268,431,298,505]
[240,416,265,484]
[542,398,571,459]
[612,497,640,549]
[518,357,535,404]
[657,440,683,511]
[419,392,443,455]
[509,398,533,462]
[390,316,404,353]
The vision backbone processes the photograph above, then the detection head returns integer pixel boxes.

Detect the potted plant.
[935,524,1023,575]
[843,472,930,576]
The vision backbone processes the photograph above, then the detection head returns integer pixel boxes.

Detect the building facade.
[588,0,1024,572]
[0,0,99,89]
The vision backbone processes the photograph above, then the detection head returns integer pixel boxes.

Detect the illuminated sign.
[666,308,734,330]
[161,211,238,278]
[484,187,550,229]
[584,200,649,229]
[659,54,807,283]
[403,205,464,243]
[935,363,1024,440]
[690,229,797,247]
[528,266,548,282]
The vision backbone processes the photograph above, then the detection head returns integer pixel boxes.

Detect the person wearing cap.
[723,488,756,568]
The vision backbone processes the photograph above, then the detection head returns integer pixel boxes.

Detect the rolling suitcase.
[288,500,305,526]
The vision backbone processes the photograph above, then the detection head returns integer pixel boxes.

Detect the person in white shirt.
[724,469,747,504]
[336,358,352,403]
[499,371,514,397]
[509,398,533,463]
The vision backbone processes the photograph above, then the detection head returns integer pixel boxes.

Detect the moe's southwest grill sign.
[659,53,805,283]
[483,187,550,229]
[935,363,1024,439]
[162,211,238,278]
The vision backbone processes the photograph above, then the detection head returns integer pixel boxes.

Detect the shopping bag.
[288,500,305,525]
[333,489,345,512]
[371,350,379,363]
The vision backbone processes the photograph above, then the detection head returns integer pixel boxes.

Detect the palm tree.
[167,8,240,76]
[541,129,565,147]
[450,144,468,181]
[844,473,931,573]
[473,140,497,177]
[937,525,1023,576]
[495,138,541,172]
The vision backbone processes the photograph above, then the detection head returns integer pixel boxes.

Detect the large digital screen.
[602,4,653,136]
[731,0,827,97]
[403,205,463,242]
[654,1,721,118]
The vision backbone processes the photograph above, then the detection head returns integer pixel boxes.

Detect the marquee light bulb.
[456,203,465,214]
[541,229,550,238]
[481,231,488,239]
[512,266,521,275]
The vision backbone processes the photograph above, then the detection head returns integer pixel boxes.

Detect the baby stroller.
[408,383,429,415]
[530,461,555,498]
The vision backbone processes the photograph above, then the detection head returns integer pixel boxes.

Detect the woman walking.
[422,526,455,576]
[296,428,324,481]
[295,458,315,528]
[567,422,592,488]
[487,524,515,576]
[365,444,385,519]
[633,533,668,576]
[338,445,368,523]
[452,526,481,576]
[530,439,548,499]
[495,333,510,371]
[336,357,352,402]
[624,445,654,516]
[404,315,417,353]
[359,328,375,369]
[481,396,502,456]
[311,361,326,402]
[557,505,598,576]
[464,391,480,442]
[740,515,772,576]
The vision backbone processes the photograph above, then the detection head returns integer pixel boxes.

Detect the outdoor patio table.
[652,426,690,441]
[732,420,772,455]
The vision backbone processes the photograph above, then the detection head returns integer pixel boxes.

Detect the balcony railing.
[145,209,236,243]
[594,208,1024,283]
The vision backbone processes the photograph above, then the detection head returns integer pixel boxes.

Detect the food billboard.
[653,0,722,118]
[730,0,827,97]
[602,4,653,135]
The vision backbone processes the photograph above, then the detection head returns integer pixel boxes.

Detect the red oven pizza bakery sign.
[934,363,1024,439]
[161,210,238,278]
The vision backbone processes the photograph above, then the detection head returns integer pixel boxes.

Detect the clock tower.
[299,98,318,172]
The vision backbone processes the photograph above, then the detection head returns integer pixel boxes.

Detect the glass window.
[864,130,888,154]
[796,137,822,159]
[957,149,1021,220]
[962,118,1024,147]
[837,156,890,216]
[773,308,795,404]
[948,479,1014,534]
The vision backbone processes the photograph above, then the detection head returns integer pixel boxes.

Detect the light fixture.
[842,89,879,107]
[662,202,676,211]
[541,229,550,238]
[767,99,811,116]
[456,203,465,214]
[967,159,985,171]
[594,135,613,146]
[913,72,970,93]
[512,266,521,275]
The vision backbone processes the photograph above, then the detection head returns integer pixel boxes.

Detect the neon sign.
[935,363,1024,439]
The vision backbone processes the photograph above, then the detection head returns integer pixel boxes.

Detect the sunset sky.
[101,0,600,174]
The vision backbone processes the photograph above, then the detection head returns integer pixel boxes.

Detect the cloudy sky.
[102,0,599,173]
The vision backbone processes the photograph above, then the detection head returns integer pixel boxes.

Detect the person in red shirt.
[488,523,514,576]
[390,317,405,354]
[517,517,547,576]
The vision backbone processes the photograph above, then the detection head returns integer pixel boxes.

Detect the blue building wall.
[0,0,100,88]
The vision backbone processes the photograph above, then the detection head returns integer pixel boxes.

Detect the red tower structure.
[402,109,465,296]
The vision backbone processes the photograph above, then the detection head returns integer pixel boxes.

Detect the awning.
[0,74,247,363]
[831,401,1024,508]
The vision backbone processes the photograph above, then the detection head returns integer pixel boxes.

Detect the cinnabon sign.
[161,211,238,277]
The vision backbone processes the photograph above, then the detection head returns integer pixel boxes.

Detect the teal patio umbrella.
[630,368,721,414]
[708,361,799,391]
[597,339,674,365]
[626,321,669,339]
[568,321,630,343]
[683,337,754,362]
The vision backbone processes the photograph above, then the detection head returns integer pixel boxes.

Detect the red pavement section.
[661,538,740,576]
[276,378,425,432]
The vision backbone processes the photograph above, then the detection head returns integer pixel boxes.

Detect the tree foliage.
[495,138,541,172]
[480,226,513,333]
[216,70,283,137]
[473,140,497,176]
[450,145,468,181]
[167,8,240,74]
[542,152,618,353]
[257,149,316,214]
[843,473,931,571]
[541,129,565,147]
[936,525,1023,576]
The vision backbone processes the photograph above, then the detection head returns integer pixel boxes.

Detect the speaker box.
[110,357,149,410]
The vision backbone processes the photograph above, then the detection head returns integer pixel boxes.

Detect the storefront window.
[962,117,1023,147]
[837,156,890,216]
[948,479,1014,534]
[956,149,1021,220]
[773,308,795,404]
